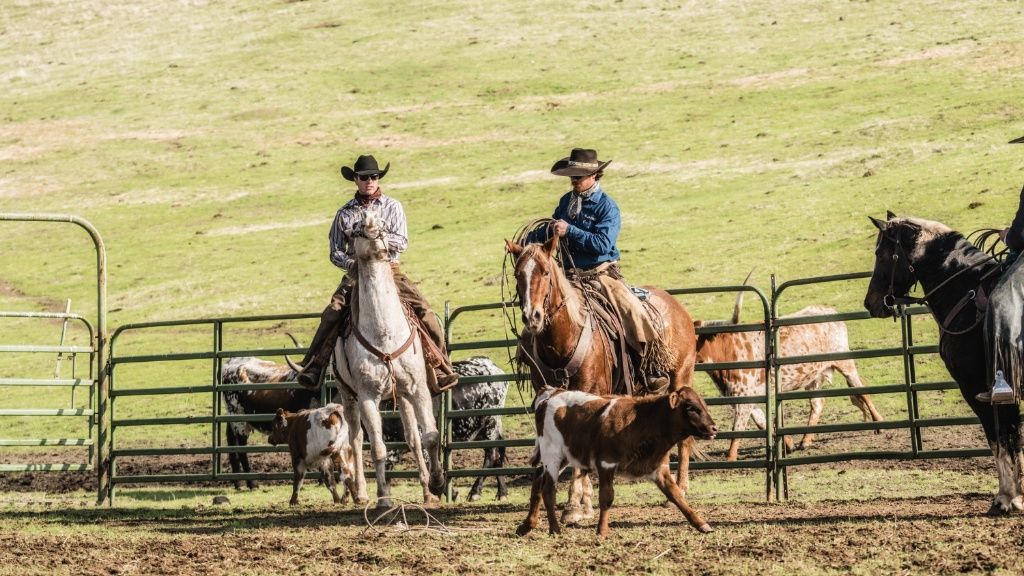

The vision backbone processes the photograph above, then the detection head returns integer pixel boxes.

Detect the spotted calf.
[517,386,718,537]
[220,357,321,489]
[268,404,355,506]
[695,304,884,460]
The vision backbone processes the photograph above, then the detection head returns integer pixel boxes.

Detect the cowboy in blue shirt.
[527,148,668,390]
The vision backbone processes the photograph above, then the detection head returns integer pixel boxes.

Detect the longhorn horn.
[284,332,306,374]
[730,269,755,324]
[285,355,305,374]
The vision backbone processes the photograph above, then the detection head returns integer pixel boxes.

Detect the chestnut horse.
[864,212,1020,514]
[506,235,699,524]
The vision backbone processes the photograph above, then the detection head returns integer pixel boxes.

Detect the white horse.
[329,208,445,509]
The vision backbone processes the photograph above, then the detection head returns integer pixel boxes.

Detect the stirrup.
[977,370,1015,404]
[645,374,670,395]
[297,364,325,390]
[430,372,459,395]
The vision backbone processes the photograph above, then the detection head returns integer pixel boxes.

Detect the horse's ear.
[505,239,523,256]
[886,210,897,220]
[869,215,887,231]
[543,234,560,258]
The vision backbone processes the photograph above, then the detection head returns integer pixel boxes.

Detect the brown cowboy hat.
[550,148,612,177]
[340,154,390,181]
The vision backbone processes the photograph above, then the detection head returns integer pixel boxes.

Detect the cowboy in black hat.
[525,148,669,391]
[291,154,459,391]
[977,136,1024,404]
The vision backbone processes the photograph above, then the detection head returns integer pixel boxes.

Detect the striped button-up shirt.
[328,194,409,271]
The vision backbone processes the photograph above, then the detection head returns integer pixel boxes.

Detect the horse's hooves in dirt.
[468,493,481,502]
[561,508,585,526]
[986,500,1013,516]
[697,523,714,533]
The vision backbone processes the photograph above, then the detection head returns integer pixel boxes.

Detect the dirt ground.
[1,422,1014,575]
[2,491,1022,576]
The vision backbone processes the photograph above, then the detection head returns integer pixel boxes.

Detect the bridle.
[513,249,594,387]
[879,230,1001,336]
[880,232,924,311]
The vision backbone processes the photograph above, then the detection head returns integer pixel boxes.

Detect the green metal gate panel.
[0,214,107,501]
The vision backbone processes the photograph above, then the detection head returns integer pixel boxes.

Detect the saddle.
[566,271,670,395]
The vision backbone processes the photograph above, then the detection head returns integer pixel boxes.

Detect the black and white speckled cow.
[221,357,321,490]
[380,356,510,501]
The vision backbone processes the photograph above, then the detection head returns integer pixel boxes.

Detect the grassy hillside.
[2,0,1022,322]
[0,1,1022,455]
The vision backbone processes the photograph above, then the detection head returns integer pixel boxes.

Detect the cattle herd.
[222,297,880,536]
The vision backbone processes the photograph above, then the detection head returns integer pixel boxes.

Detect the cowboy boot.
[435,359,459,390]
[296,308,342,389]
[645,372,670,394]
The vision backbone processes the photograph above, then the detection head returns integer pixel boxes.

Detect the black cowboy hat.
[340,155,390,181]
[1011,136,1024,144]
[550,148,612,177]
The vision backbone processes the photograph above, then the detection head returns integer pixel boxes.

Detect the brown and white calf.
[268,404,355,506]
[517,387,718,537]
[221,356,321,489]
[695,303,883,461]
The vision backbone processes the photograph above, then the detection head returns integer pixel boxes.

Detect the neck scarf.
[354,190,381,206]
[567,182,600,219]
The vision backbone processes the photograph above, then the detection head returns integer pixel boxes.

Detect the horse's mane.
[891,216,1006,268]
[519,243,585,327]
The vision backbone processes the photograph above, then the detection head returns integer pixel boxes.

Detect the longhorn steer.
[517,386,717,537]
[695,300,883,460]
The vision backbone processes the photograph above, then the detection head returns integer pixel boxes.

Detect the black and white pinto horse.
[864,212,1022,514]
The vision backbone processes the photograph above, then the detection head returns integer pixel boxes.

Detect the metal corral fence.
[0,214,107,502]
[771,272,989,499]
[0,214,994,505]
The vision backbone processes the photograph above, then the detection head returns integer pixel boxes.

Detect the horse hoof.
[561,509,584,526]
[697,523,714,533]
[496,494,508,502]
[468,493,481,502]
[376,499,394,511]
[423,495,440,508]
[516,522,533,537]
[986,500,1012,516]
[355,497,369,506]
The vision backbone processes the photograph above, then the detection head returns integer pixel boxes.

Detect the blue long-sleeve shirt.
[526,184,621,270]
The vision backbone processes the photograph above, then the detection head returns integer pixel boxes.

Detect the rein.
[882,233,1002,336]
[349,217,419,390]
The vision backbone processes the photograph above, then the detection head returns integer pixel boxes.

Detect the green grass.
[1,0,1024,570]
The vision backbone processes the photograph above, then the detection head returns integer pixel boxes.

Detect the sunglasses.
[357,174,381,182]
